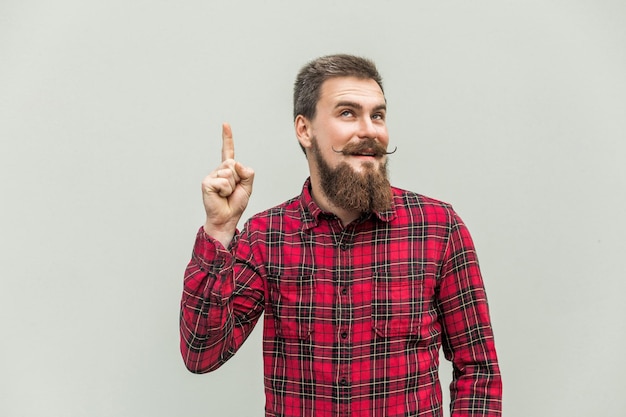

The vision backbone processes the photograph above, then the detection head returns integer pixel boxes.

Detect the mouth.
[332,139,391,158]
[342,148,382,158]
[348,150,383,160]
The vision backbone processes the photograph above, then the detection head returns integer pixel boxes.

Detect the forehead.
[317,76,385,106]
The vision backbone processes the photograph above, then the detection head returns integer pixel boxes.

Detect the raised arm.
[180,123,263,373]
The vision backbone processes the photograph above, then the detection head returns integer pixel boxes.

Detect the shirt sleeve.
[179,227,265,373]
[438,211,503,417]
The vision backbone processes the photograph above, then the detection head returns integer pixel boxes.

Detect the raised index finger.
[221,122,235,162]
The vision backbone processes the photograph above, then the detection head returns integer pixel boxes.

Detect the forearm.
[443,266,501,416]
[180,259,235,373]
[179,228,262,373]
[449,355,502,417]
[443,295,502,417]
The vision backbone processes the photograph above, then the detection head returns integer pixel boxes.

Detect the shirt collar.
[298,178,397,230]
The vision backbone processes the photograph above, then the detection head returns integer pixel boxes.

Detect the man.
[180,54,502,417]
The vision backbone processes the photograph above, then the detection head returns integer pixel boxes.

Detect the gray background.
[1,1,625,416]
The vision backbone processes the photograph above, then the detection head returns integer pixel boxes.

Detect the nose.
[357,116,378,140]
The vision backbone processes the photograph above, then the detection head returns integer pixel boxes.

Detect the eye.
[340,110,354,117]
[372,112,385,121]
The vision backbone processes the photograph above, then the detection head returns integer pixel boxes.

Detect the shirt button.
[341,332,348,339]
[341,287,347,295]
[340,243,348,251]
[340,378,348,386]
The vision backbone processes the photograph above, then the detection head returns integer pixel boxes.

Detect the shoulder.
[389,187,474,248]
[390,187,476,244]
[391,186,457,220]
[245,194,302,231]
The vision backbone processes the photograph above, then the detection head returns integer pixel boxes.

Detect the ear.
[295,115,313,150]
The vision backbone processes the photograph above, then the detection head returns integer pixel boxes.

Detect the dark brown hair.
[293,54,384,121]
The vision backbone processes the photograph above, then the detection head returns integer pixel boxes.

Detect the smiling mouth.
[331,138,396,158]
[351,151,378,157]
[333,147,384,158]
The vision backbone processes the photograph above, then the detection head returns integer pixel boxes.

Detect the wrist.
[203,223,236,248]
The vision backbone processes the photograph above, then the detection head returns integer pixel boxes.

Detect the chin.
[350,160,377,172]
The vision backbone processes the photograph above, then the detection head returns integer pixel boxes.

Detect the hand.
[201,123,255,247]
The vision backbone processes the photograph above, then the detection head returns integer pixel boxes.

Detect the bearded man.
[180,54,502,417]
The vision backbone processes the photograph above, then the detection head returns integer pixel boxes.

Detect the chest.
[262,224,444,340]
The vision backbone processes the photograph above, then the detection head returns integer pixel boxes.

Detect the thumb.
[235,162,255,192]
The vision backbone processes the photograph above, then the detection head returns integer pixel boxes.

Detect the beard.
[311,137,393,213]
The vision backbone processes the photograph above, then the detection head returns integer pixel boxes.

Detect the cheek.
[329,123,355,139]
[377,129,390,146]
[319,126,354,149]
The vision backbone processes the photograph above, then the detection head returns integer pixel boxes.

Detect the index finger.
[221,122,235,162]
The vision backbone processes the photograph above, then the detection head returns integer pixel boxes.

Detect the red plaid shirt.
[180,179,502,417]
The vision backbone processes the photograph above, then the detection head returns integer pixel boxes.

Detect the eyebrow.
[334,101,387,112]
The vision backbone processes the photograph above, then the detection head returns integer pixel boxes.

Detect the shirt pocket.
[268,276,315,341]
[372,267,426,338]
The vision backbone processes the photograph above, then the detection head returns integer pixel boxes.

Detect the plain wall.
[1,1,625,416]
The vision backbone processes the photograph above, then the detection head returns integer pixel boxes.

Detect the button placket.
[334,228,353,405]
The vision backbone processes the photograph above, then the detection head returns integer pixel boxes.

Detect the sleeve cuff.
[192,227,235,273]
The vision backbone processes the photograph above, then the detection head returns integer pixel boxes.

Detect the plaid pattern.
[181,180,502,417]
